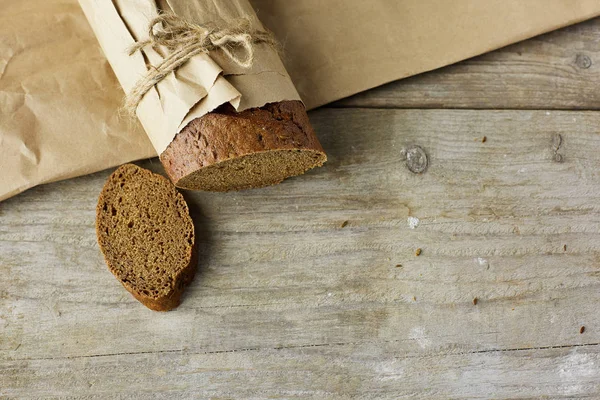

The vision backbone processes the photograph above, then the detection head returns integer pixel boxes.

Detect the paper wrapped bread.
[79,0,325,191]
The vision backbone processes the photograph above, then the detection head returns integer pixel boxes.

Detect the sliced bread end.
[96,164,197,311]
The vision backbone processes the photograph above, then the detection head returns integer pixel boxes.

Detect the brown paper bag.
[0,0,155,202]
[253,0,600,109]
[2,0,600,201]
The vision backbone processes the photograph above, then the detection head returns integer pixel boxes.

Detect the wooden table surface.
[3,18,600,399]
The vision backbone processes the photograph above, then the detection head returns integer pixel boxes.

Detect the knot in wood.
[405,145,428,174]
[575,54,592,69]
[551,133,564,163]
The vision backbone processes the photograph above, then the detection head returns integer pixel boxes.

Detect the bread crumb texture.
[96,164,196,311]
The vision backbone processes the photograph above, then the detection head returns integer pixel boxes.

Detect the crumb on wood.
[473,297,478,306]
[482,136,487,143]
[415,248,422,256]
[341,220,349,228]
[580,326,585,334]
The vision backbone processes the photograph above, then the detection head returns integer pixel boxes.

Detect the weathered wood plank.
[2,108,600,396]
[3,344,600,399]
[334,18,600,110]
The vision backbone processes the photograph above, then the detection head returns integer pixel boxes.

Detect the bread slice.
[160,100,326,191]
[96,164,196,311]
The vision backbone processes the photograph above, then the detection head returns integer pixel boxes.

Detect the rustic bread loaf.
[160,100,326,191]
[96,164,196,311]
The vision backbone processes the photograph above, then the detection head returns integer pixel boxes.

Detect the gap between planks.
[326,105,600,112]
[8,340,600,363]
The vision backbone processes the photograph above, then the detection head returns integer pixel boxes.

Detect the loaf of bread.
[160,100,326,191]
[96,164,196,311]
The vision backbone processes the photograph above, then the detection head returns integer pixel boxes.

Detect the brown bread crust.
[160,100,326,190]
[96,164,197,311]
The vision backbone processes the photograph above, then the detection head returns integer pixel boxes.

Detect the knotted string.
[124,13,278,115]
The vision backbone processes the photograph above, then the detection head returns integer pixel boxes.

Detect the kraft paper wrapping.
[78,0,301,154]
[2,0,600,201]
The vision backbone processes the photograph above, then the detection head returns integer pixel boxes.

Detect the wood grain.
[3,344,600,399]
[334,17,600,110]
[2,108,600,398]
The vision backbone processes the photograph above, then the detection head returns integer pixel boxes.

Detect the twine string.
[125,13,278,114]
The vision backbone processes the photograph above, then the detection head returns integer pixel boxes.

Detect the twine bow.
[125,13,278,114]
